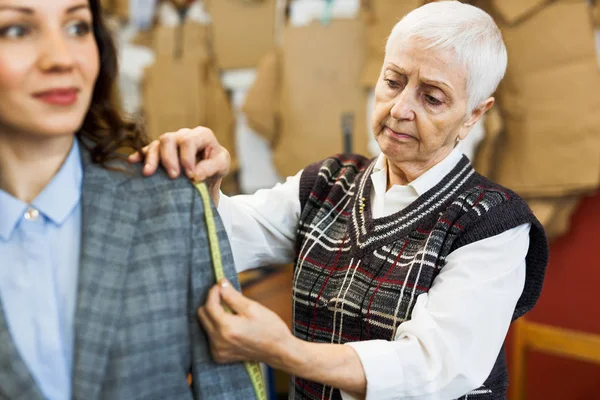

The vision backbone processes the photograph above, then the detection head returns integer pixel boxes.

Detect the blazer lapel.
[0,304,45,400]
[71,155,139,400]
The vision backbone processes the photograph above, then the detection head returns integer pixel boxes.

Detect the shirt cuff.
[340,389,361,400]
[344,340,402,400]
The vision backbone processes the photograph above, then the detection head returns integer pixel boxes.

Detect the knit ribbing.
[290,154,548,400]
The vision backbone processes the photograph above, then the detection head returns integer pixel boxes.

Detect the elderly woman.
[134,2,548,399]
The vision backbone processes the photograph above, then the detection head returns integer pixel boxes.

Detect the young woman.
[0,1,255,399]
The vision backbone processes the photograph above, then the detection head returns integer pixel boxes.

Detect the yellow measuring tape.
[194,182,268,400]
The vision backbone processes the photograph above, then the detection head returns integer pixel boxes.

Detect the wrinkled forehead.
[384,35,468,95]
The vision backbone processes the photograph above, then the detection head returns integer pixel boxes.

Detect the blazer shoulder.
[82,160,202,226]
[83,158,197,203]
[120,167,197,201]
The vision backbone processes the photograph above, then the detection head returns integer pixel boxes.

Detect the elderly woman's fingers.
[203,283,232,324]
[193,150,231,183]
[199,307,238,364]
[157,132,183,178]
[141,140,160,176]
[129,140,155,164]
[198,306,216,333]
[178,128,216,180]
[129,126,229,182]
[218,279,253,316]
[128,151,142,163]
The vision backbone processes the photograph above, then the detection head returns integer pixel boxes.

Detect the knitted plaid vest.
[290,154,548,400]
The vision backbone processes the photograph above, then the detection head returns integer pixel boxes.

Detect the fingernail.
[144,164,150,171]
[186,169,195,179]
[220,279,229,288]
[169,169,177,178]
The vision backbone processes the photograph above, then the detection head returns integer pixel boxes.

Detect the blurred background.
[99,0,600,398]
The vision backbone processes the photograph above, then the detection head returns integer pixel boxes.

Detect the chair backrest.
[511,317,600,400]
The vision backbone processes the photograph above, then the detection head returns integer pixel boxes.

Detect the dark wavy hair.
[77,0,148,165]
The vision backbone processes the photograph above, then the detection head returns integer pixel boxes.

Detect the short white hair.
[385,1,507,112]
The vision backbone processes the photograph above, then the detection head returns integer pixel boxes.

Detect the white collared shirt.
[0,142,82,400]
[218,148,529,399]
[369,148,465,218]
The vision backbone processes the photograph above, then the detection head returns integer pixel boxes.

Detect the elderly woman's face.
[0,0,99,139]
[372,37,470,166]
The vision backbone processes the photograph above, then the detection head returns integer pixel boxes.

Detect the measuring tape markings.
[195,182,268,400]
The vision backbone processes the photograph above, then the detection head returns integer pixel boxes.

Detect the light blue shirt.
[0,141,82,400]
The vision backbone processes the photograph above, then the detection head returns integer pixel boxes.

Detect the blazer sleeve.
[187,186,257,399]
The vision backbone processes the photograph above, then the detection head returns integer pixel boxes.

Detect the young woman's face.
[0,0,99,140]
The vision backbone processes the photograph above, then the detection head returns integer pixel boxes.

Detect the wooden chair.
[511,318,600,400]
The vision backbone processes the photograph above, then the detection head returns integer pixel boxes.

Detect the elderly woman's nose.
[38,30,75,72]
[390,90,416,121]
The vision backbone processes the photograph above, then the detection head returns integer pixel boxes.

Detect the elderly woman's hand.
[198,280,367,397]
[198,279,295,365]
[128,127,230,204]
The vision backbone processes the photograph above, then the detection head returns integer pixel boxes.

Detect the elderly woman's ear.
[461,97,496,135]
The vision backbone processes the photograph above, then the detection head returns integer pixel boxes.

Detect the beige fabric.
[473,105,503,178]
[141,22,239,178]
[244,20,371,178]
[205,0,278,69]
[486,0,600,197]
[528,196,581,239]
[360,0,426,87]
[471,0,599,237]
[100,0,129,19]
[242,50,281,142]
[593,1,600,27]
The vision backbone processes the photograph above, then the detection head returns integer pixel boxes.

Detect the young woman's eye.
[66,21,92,37]
[0,24,31,39]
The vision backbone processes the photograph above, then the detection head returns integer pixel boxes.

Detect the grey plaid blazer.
[0,146,256,400]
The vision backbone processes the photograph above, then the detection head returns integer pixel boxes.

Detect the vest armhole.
[451,197,540,250]
[298,161,324,212]
[450,197,549,320]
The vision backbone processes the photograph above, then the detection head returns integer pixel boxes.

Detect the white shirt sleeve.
[217,170,530,399]
[216,171,303,273]
[340,223,530,400]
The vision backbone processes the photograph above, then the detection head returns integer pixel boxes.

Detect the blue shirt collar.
[0,141,82,240]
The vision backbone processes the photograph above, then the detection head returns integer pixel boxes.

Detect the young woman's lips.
[385,126,415,140]
[33,88,79,106]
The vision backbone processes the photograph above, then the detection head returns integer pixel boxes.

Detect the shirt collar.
[370,147,464,196]
[0,191,27,240]
[0,141,82,240]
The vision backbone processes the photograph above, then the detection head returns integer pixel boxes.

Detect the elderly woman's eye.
[0,25,30,39]
[384,79,401,89]
[425,95,442,105]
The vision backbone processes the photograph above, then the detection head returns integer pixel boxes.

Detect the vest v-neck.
[348,155,475,253]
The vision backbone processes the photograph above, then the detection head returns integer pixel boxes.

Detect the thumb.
[193,151,230,183]
[219,279,251,315]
